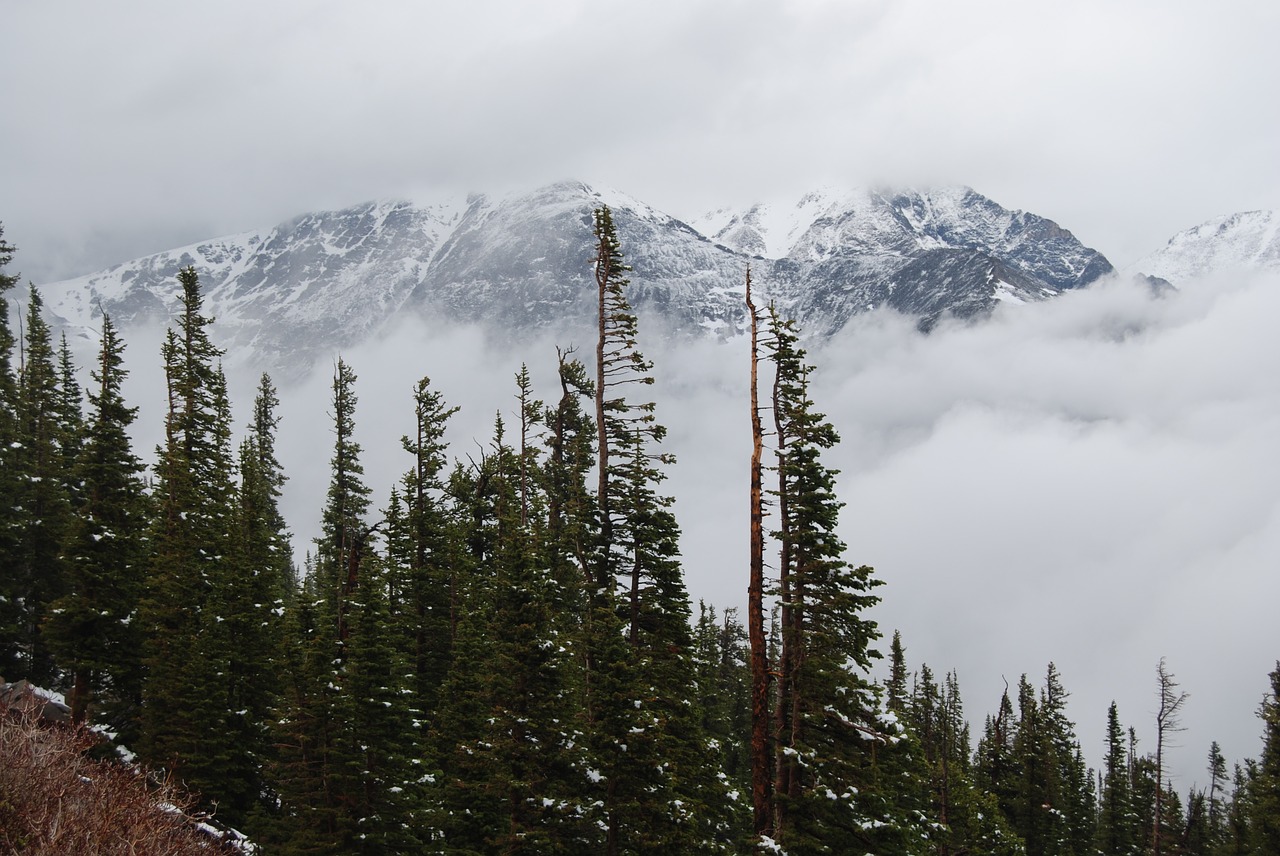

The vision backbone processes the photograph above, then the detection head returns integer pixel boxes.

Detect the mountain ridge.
[38,180,1114,381]
[1130,209,1280,283]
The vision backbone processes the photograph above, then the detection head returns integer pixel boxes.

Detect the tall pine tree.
[138,266,243,811]
[0,226,22,679]
[11,287,77,684]
[765,309,915,854]
[44,314,148,732]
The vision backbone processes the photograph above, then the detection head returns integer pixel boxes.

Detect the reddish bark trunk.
[746,269,773,837]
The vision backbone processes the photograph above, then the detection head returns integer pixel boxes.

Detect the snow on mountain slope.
[697,186,1111,286]
[1130,210,1280,283]
[37,181,1114,381]
[42,199,466,376]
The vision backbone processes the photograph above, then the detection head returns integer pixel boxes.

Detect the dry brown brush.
[0,708,244,854]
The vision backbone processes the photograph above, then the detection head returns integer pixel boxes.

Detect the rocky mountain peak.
[37,180,1115,382]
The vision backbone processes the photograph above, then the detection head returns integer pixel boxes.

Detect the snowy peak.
[1131,210,1280,283]
[38,180,1115,380]
[42,197,467,376]
[695,186,1111,292]
[692,188,859,259]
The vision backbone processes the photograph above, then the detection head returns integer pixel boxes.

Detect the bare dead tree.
[746,266,773,837]
[1153,657,1189,856]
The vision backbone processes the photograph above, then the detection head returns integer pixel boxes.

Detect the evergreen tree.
[1206,741,1229,854]
[1184,788,1212,856]
[54,333,85,488]
[887,630,909,717]
[587,206,736,853]
[691,602,752,813]
[976,684,1022,828]
[138,266,243,811]
[338,547,425,855]
[10,287,76,683]
[1217,762,1255,856]
[243,372,294,601]
[1098,702,1140,856]
[1004,665,1094,856]
[1132,749,1162,855]
[274,358,423,853]
[764,310,917,854]
[392,374,460,722]
[434,411,597,852]
[43,314,148,733]
[217,373,293,832]
[901,656,1017,856]
[542,349,597,603]
[0,225,22,678]
[1250,662,1280,854]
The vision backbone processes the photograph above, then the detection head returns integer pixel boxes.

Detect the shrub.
[0,709,246,854]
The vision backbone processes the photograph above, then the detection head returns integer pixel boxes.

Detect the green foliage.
[1097,702,1141,856]
[137,267,265,824]
[9,287,77,684]
[0,227,21,679]
[44,314,149,733]
[1250,663,1280,854]
[765,309,924,854]
[390,374,459,721]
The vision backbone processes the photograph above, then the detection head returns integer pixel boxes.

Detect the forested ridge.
[0,216,1277,855]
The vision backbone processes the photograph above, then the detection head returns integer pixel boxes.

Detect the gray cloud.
[810,273,1278,785]
[3,1,1277,282]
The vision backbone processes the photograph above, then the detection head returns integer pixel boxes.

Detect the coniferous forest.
[1,214,1278,855]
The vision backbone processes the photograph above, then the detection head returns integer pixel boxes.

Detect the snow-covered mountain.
[1130,210,1280,283]
[38,181,1113,381]
[697,186,1113,334]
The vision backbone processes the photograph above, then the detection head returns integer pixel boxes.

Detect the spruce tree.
[394,374,459,720]
[138,266,243,810]
[975,685,1021,825]
[764,309,916,854]
[1005,666,1094,856]
[1250,662,1280,854]
[434,410,597,852]
[1098,702,1140,856]
[1206,741,1229,852]
[44,314,149,732]
[542,349,597,602]
[214,373,293,832]
[54,333,85,489]
[11,287,76,684]
[887,630,909,717]
[691,602,752,822]
[586,206,735,853]
[275,358,424,853]
[0,226,22,678]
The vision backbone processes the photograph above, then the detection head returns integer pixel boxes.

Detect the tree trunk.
[594,225,611,588]
[746,269,773,837]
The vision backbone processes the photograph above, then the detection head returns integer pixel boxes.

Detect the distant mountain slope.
[698,185,1112,334]
[1130,210,1280,283]
[38,181,1113,381]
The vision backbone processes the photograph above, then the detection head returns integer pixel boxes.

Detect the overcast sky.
[3,0,1278,283]
[4,0,1277,788]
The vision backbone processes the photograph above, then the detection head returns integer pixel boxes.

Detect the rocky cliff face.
[38,181,1114,380]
